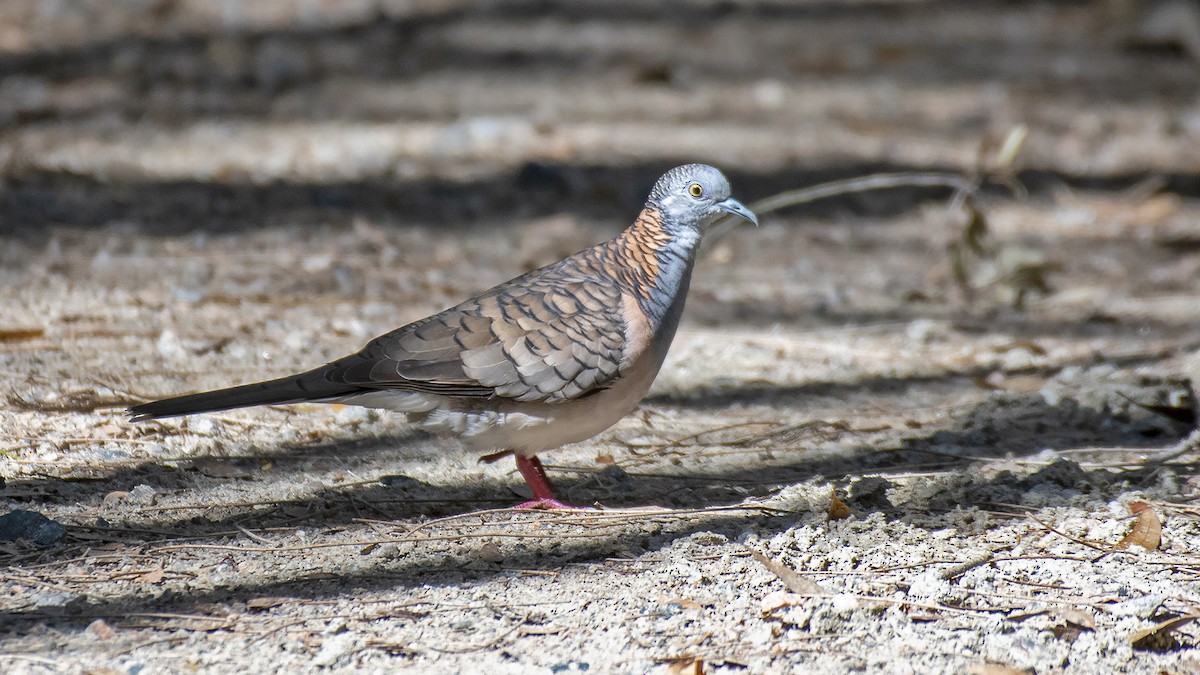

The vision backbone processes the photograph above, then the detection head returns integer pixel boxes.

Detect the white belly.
[339,349,663,455]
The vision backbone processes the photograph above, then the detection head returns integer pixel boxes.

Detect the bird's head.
[648,164,758,234]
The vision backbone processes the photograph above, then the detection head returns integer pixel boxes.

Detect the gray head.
[647,164,758,230]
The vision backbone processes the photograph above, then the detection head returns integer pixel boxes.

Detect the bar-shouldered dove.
[129,164,757,509]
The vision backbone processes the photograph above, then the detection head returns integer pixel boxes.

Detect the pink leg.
[513,455,586,510]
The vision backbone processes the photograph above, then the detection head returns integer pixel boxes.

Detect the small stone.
[155,329,187,361]
[102,491,131,508]
[478,541,504,563]
[379,474,431,490]
[313,633,357,667]
[0,509,67,546]
[187,417,219,437]
[127,484,158,506]
[597,464,633,493]
[87,618,118,640]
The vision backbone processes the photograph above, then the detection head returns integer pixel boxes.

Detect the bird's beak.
[715,197,759,226]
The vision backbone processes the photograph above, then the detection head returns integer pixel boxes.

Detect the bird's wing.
[326,270,635,404]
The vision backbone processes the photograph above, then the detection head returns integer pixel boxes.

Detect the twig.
[235,525,276,547]
[248,617,330,646]
[1025,514,1115,554]
[149,503,783,555]
[747,549,825,594]
[620,421,784,456]
[706,172,978,244]
[116,635,189,655]
[418,614,529,654]
[1143,428,1200,464]
[938,550,998,580]
[0,654,61,669]
[751,172,975,216]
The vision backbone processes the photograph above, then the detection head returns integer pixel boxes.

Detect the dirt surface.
[3,1,1200,673]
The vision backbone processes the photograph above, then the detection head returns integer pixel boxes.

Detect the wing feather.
[325,262,639,404]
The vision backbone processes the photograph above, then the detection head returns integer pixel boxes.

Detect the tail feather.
[128,369,356,421]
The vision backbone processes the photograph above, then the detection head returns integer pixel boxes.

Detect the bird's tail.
[128,369,354,421]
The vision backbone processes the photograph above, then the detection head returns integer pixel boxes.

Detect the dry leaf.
[760,590,805,614]
[977,372,1047,393]
[0,328,45,341]
[1131,613,1198,651]
[1051,624,1084,641]
[86,619,118,640]
[1050,609,1095,642]
[828,489,853,521]
[749,550,825,594]
[994,124,1028,169]
[1058,608,1097,630]
[1115,503,1162,550]
[135,567,165,584]
[1029,608,1096,640]
[666,658,705,675]
[302,631,323,649]
[1007,609,1049,623]
[1132,194,1181,223]
[246,597,289,611]
[992,339,1047,356]
[659,597,703,610]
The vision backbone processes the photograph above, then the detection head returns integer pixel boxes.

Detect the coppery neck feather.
[605,207,700,324]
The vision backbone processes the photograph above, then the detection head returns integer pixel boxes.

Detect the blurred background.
[3,2,1200,670]
[0,0,1196,235]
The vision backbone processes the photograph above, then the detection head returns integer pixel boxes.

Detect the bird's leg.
[513,455,585,510]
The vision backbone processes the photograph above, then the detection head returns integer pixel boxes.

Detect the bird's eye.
[687,183,704,198]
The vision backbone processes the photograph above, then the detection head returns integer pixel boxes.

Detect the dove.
[130,164,757,508]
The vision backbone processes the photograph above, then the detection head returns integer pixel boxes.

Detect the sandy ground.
[3,1,1200,673]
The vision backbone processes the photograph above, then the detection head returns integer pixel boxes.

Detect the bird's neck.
[609,207,701,327]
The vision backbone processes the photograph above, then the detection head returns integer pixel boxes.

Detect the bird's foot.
[511,454,595,510]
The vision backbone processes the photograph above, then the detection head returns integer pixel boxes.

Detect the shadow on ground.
[3,369,1191,562]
